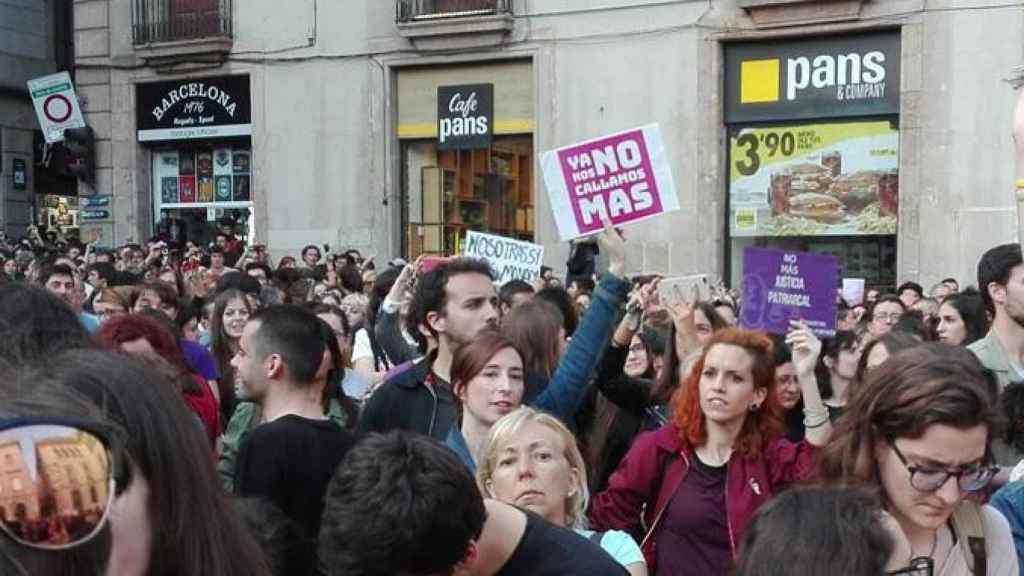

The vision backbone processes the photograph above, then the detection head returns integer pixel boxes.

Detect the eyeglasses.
[874,312,903,323]
[0,419,121,550]
[888,556,933,576]
[888,439,997,493]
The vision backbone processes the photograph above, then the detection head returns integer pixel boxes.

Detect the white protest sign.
[463,231,544,285]
[28,72,86,143]
[842,278,866,306]
[540,124,680,241]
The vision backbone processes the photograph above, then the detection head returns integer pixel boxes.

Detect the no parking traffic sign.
[28,72,86,144]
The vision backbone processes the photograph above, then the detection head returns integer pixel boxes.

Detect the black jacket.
[358,353,457,441]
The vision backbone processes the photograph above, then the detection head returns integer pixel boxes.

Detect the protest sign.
[540,124,680,241]
[462,231,544,285]
[842,278,866,306]
[740,247,839,338]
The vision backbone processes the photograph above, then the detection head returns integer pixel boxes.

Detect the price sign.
[728,120,899,237]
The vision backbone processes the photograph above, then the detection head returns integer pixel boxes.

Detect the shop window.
[402,136,533,258]
[152,145,253,248]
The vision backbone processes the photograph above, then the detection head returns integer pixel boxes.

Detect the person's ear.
[484,479,496,499]
[989,282,1007,308]
[752,386,768,409]
[266,354,284,379]
[426,310,446,335]
[822,356,835,370]
[567,467,581,499]
[452,541,479,576]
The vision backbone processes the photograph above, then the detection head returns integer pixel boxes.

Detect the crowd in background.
[1,218,1024,576]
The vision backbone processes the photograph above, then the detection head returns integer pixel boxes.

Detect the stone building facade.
[69,0,1024,289]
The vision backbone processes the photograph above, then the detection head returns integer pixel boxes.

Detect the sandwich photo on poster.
[540,124,680,241]
[729,120,898,237]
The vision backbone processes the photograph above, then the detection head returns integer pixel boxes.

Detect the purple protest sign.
[740,247,839,338]
[540,124,680,240]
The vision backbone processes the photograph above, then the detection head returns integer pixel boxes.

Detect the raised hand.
[785,320,822,376]
[597,217,626,278]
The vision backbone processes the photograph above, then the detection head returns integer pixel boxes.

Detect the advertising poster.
[179,176,197,203]
[540,124,680,241]
[462,230,544,285]
[740,247,839,338]
[233,175,250,201]
[161,177,179,203]
[198,176,214,202]
[215,176,232,202]
[729,120,898,237]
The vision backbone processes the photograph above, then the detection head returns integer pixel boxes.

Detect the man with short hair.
[38,263,99,332]
[359,257,499,439]
[232,304,356,574]
[896,281,924,308]
[208,246,238,279]
[970,244,1024,393]
[867,295,905,339]
[942,277,960,294]
[319,432,627,576]
[85,262,115,290]
[499,279,534,316]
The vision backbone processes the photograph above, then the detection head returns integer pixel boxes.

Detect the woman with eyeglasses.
[869,295,908,339]
[819,343,1017,576]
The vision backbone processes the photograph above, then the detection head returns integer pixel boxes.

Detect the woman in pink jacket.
[590,325,834,575]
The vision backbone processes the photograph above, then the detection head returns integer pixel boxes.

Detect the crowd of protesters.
[3,216,1024,576]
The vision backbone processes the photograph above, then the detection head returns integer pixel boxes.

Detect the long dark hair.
[942,288,989,346]
[819,344,999,487]
[37,349,272,576]
[813,330,860,401]
[209,289,252,418]
[502,299,563,379]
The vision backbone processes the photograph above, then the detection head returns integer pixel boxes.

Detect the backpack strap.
[951,502,987,575]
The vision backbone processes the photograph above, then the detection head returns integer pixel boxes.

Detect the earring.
[748,403,760,412]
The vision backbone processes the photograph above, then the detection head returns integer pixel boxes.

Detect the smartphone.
[417,256,449,275]
[658,275,712,307]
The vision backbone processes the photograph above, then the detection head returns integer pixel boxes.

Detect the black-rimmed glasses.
[888,439,997,493]
[0,419,121,550]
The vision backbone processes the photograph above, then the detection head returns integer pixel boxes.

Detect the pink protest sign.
[540,124,679,240]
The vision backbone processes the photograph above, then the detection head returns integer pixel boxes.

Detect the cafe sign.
[725,32,900,123]
[136,75,252,142]
[437,84,493,151]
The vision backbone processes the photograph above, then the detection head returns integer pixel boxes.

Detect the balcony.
[396,0,514,51]
[132,0,233,70]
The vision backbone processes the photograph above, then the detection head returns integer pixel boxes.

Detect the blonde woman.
[477,407,648,576]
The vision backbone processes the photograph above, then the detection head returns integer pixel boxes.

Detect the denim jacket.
[445,271,631,471]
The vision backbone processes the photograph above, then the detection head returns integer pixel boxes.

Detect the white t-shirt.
[574,529,645,570]
[351,328,374,364]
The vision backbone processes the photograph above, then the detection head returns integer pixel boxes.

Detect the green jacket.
[217,399,349,493]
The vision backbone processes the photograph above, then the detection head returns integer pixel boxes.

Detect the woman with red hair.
[590,325,833,576]
[95,313,222,446]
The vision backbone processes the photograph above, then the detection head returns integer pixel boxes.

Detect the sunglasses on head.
[0,418,124,551]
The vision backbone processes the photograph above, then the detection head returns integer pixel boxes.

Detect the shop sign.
[136,75,252,142]
[81,209,111,222]
[740,247,839,338]
[725,32,900,123]
[729,120,898,237]
[540,124,680,241]
[462,230,544,285]
[437,84,493,150]
[12,159,27,189]
[27,72,87,143]
[82,195,111,208]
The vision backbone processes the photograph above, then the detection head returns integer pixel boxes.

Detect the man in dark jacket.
[359,257,499,440]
